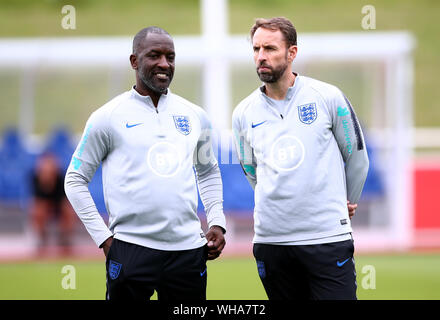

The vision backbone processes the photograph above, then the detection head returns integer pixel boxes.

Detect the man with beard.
[65,26,226,300]
[232,17,369,300]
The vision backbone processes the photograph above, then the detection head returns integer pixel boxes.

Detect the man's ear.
[288,45,298,63]
[130,54,138,70]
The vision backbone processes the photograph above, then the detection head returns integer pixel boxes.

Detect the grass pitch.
[0,253,439,300]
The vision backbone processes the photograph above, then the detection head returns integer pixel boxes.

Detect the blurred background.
[0,0,439,299]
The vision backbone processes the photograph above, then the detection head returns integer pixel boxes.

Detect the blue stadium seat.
[197,145,254,216]
[44,126,75,173]
[0,127,36,208]
[45,127,108,216]
[218,149,254,212]
[361,138,385,200]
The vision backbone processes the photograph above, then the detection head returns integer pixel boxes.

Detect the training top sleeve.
[64,108,113,247]
[232,106,257,190]
[329,90,369,204]
[193,109,226,233]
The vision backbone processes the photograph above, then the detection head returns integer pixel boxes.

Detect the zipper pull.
[280,114,284,119]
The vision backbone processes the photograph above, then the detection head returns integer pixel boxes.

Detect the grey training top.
[232,75,369,244]
[65,88,226,250]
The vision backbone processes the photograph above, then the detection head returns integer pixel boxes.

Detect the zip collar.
[259,73,301,118]
[130,86,170,113]
[259,72,300,102]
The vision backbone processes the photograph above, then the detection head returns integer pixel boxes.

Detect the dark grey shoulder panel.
[343,94,364,151]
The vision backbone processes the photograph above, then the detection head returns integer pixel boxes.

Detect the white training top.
[232,75,369,244]
[65,87,226,250]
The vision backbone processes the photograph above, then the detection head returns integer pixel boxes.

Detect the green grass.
[0,253,439,300]
[0,260,105,300]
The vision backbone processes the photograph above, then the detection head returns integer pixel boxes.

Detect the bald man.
[65,27,226,300]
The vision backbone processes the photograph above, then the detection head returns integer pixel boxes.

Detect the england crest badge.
[173,115,191,135]
[256,260,266,279]
[297,103,317,124]
[109,260,122,280]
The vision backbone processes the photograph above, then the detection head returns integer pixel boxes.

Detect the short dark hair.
[250,17,297,47]
[132,26,171,55]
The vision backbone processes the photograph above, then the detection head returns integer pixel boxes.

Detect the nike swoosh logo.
[126,122,143,128]
[251,120,267,128]
[337,258,351,267]
[200,268,207,277]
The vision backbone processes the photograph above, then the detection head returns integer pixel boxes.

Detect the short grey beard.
[257,62,288,83]
[139,69,169,94]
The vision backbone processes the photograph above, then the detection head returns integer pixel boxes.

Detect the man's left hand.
[205,226,226,260]
[347,201,358,219]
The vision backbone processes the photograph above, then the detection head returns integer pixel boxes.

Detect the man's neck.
[134,82,164,108]
[264,72,296,100]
